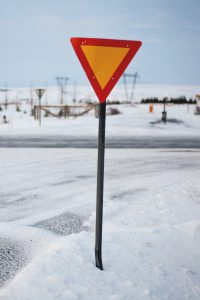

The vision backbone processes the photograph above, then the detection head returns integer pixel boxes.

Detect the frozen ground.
[0,103,200,138]
[0,148,200,299]
[2,83,200,103]
[0,83,200,299]
[0,83,200,138]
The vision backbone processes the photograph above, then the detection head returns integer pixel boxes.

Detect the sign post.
[70,37,142,270]
[35,88,45,127]
[95,101,106,270]
[161,97,167,123]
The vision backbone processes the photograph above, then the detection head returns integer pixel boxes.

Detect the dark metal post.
[39,90,42,127]
[161,98,167,123]
[163,98,166,114]
[5,83,8,110]
[95,101,106,270]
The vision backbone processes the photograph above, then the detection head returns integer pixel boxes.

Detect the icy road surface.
[0,149,200,299]
[1,135,200,148]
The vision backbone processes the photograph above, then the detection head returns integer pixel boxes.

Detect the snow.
[0,83,200,299]
[0,149,200,299]
[0,83,200,138]
[1,83,199,104]
[0,101,200,138]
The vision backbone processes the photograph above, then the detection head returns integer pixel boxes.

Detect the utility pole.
[123,72,139,103]
[56,77,69,105]
[30,83,34,110]
[45,82,48,105]
[73,81,77,104]
[0,84,9,110]
[4,82,8,110]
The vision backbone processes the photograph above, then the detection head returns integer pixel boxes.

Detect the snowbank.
[0,149,200,299]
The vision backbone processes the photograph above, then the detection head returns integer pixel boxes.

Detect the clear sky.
[1,0,200,87]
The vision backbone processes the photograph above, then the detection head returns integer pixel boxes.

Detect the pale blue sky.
[1,0,200,87]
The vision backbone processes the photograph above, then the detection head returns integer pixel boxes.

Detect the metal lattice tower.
[0,83,9,109]
[73,81,77,103]
[30,82,34,108]
[56,77,69,105]
[123,72,139,103]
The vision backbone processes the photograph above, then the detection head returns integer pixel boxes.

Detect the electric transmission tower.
[0,83,9,109]
[30,82,34,109]
[73,81,77,103]
[56,77,69,105]
[123,72,139,103]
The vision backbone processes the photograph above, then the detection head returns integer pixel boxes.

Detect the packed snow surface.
[0,83,200,137]
[0,148,200,299]
[0,83,200,299]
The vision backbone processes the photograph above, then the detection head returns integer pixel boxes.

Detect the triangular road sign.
[35,88,45,99]
[71,37,142,103]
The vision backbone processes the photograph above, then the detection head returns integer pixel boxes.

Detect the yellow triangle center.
[81,45,130,89]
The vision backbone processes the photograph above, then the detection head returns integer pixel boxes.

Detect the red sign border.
[70,37,142,103]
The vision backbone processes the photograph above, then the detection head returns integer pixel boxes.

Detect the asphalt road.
[0,135,200,148]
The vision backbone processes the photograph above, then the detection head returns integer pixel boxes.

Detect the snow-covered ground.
[1,83,199,104]
[0,148,200,300]
[0,83,200,299]
[0,83,199,137]
[0,102,200,138]
[0,83,199,138]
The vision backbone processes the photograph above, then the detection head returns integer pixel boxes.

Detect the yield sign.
[70,37,142,103]
[35,88,45,99]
